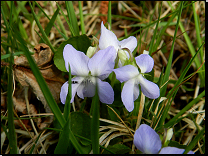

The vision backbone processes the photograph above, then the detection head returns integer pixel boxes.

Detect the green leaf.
[70,112,91,146]
[103,144,131,154]
[107,106,120,122]
[54,113,89,154]
[54,34,91,72]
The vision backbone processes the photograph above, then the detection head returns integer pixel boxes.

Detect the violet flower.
[99,21,137,66]
[133,124,194,154]
[60,44,115,104]
[113,54,160,112]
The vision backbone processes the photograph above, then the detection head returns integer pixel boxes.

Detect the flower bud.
[143,50,149,55]
[118,49,128,65]
[86,46,97,58]
[164,128,173,146]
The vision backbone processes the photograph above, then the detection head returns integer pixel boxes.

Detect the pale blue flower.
[113,54,160,112]
[134,124,194,154]
[60,44,115,104]
[99,21,137,66]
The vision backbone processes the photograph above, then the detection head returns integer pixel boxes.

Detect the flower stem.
[131,93,145,153]
[135,93,145,130]
[110,55,119,87]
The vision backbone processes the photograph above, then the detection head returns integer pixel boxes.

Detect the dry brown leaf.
[13,43,65,130]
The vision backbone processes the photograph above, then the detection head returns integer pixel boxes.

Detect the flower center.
[81,77,92,85]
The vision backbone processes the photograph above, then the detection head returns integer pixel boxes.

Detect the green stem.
[91,82,100,154]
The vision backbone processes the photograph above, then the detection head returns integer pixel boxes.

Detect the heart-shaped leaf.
[54,35,91,72]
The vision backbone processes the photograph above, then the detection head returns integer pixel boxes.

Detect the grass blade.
[192,2,205,86]
[78,1,86,35]
[166,41,204,99]
[91,82,100,154]
[54,116,71,154]
[12,25,66,128]
[107,1,111,28]
[11,20,85,154]
[162,90,205,129]
[63,63,72,120]
[29,132,42,154]
[65,1,80,36]
[7,42,18,155]
[118,1,196,41]
[192,2,204,64]
[183,126,205,154]
[28,2,56,53]
[168,1,204,87]
[56,2,75,36]
[34,1,67,39]
[4,2,18,153]
[160,1,184,97]
[148,2,162,54]
[39,7,60,43]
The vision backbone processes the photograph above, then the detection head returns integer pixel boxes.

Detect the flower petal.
[113,65,139,83]
[133,124,162,154]
[88,46,116,79]
[187,151,195,154]
[135,54,154,73]
[119,36,137,53]
[99,21,119,51]
[159,147,185,154]
[60,80,80,104]
[97,78,114,104]
[76,76,95,99]
[121,78,138,112]
[137,74,160,99]
[133,83,140,101]
[76,84,85,99]
[60,81,69,104]
[63,44,89,76]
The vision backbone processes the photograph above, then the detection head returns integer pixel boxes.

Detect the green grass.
[1,1,204,154]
